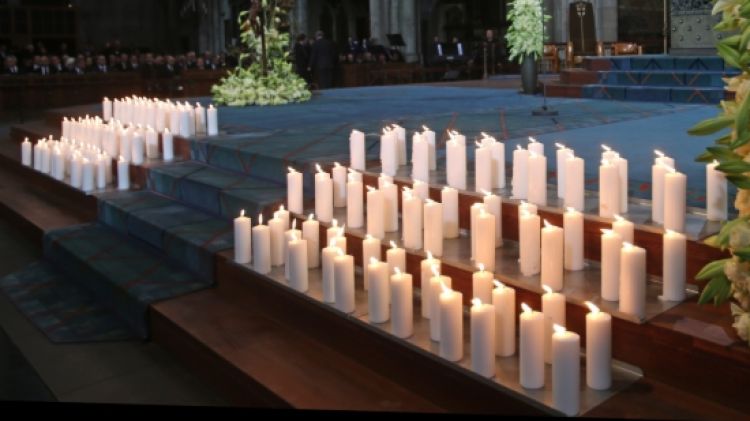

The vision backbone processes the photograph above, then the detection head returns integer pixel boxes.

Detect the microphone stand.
[532,0,558,117]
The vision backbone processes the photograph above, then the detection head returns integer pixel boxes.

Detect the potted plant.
[505,0,550,94]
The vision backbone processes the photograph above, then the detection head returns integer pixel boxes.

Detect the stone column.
[369,0,385,41]
[400,0,418,63]
[294,0,309,37]
[597,0,618,42]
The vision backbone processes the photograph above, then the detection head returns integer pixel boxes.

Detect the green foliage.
[504,0,550,63]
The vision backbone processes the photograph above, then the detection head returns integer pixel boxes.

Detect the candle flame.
[291,232,297,242]
[329,239,336,248]
[522,303,532,314]
[585,301,600,314]
[240,209,245,217]
[370,257,379,265]
[337,248,345,257]
[292,219,297,230]
[279,205,285,212]
[440,281,451,294]
[553,324,567,334]
[332,219,338,228]
[427,251,434,260]
[482,189,492,197]
[472,298,482,307]
[288,166,296,173]
[555,142,566,149]
[623,242,635,249]
[367,186,377,193]
[665,166,676,174]
[390,241,398,249]
[395,267,402,276]
[259,214,264,225]
[475,141,483,148]
[654,150,665,158]
[601,228,613,235]
[543,219,554,229]
[712,159,719,166]
[338,225,345,237]
[348,168,357,175]
[422,125,430,132]
[528,137,538,144]
[566,207,577,214]
[542,285,553,295]
[426,198,435,205]
[365,234,373,241]
[316,163,324,174]
[602,144,612,152]
[516,144,523,151]
[431,264,441,278]
[334,162,341,168]
[308,213,315,221]
[493,279,505,289]
[614,214,625,222]
[477,263,485,272]
[442,186,453,192]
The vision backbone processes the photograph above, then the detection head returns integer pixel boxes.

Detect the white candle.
[541,220,564,291]
[393,124,407,165]
[382,181,398,233]
[367,258,390,323]
[332,162,347,208]
[493,280,516,357]
[119,127,132,162]
[439,284,463,362]
[391,268,414,339]
[275,203,290,230]
[542,285,566,364]
[512,146,529,199]
[446,133,467,190]
[423,200,444,257]
[103,97,112,121]
[366,186,385,240]
[412,132,430,183]
[483,191,503,247]
[527,151,547,207]
[601,229,623,301]
[471,298,495,378]
[552,324,581,416]
[663,230,687,302]
[96,154,107,189]
[475,142,493,193]
[472,263,493,305]
[402,189,423,250]
[234,210,252,264]
[32,140,42,171]
[52,147,65,181]
[652,151,675,224]
[564,208,584,271]
[362,235,382,290]
[21,138,32,167]
[474,208,496,272]
[380,128,398,176]
[412,180,429,201]
[349,130,366,171]
[287,233,308,293]
[564,154,585,212]
[207,104,218,136]
[386,241,406,286]
[585,302,612,390]
[117,156,129,190]
[620,242,647,319]
[421,253,440,318]
[612,214,635,244]
[130,129,145,165]
[488,135,506,189]
[519,210,541,277]
[334,250,356,314]
[314,164,333,223]
[555,143,570,199]
[161,128,174,162]
[520,303,545,389]
[664,167,687,233]
[69,153,82,187]
[302,214,320,268]
[252,215,271,275]
[347,170,364,228]
[145,126,159,159]
[528,137,544,156]
[470,203,485,261]
[429,267,451,341]
[287,167,304,215]
[39,141,51,174]
[283,220,303,281]
[321,241,338,303]
[194,103,207,135]
[441,187,459,239]
[706,160,728,221]
[599,158,620,219]
[618,155,629,214]
[81,158,95,193]
[422,126,437,170]
[326,221,347,254]
[268,215,285,267]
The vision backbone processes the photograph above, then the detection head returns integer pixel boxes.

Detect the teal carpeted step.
[43,223,210,338]
[588,55,728,71]
[146,161,287,220]
[598,70,731,88]
[0,261,136,343]
[97,190,233,281]
[581,84,725,103]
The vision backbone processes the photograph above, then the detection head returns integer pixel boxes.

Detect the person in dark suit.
[308,30,337,90]
[3,56,21,75]
[50,55,64,74]
[430,36,446,65]
[35,56,52,76]
[294,34,311,84]
[450,36,466,59]
[160,55,181,78]
[92,55,109,73]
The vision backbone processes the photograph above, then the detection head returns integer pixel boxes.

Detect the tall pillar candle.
[519,211,541,277]
[366,187,385,240]
[585,302,612,390]
[664,167,687,233]
[422,126,436,170]
[520,303,545,389]
[564,154,585,211]
[491,139,506,189]
[234,210,252,264]
[619,243,647,320]
[475,143,493,193]
[347,172,364,229]
[69,154,82,187]
[21,138,32,167]
[555,143,570,199]
[391,269,414,339]
[613,215,635,244]
[321,242,338,303]
[194,103,207,135]
[402,189,423,250]
[421,254,440,318]
[541,221,564,291]
[493,281,516,357]
[145,127,159,159]
[706,160,728,221]
[314,164,333,223]
[512,146,529,199]
[393,124,407,165]
[439,285,463,362]
[332,163,347,208]
[542,286,566,364]
[117,156,130,190]
[413,180,429,201]
[252,215,271,275]
[446,136,467,191]
[334,251,356,314]
[599,159,620,218]
[471,299,495,378]
[470,203,486,261]
[412,133,430,183]
[552,325,581,417]
[207,104,218,136]
[368,259,390,323]
[131,130,145,165]
[601,229,622,301]
[362,235,381,290]
[81,158,95,193]
[387,241,406,284]
[380,129,398,176]
[652,152,675,224]
[527,151,547,207]
[429,270,451,341]
[441,187,459,239]
[302,215,320,268]
[474,209,496,272]
[102,97,112,121]
[472,264,493,305]
[162,129,174,162]
[349,130,366,171]
[269,215,286,267]
[483,192,503,247]
[528,137,544,156]
[287,234,308,293]
[662,230,687,301]
[564,208,584,271]
[52,147,65,181]
[423,200,444,257]
[382,181,398,233]
[287,167,303,215]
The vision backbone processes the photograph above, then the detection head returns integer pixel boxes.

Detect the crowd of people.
[1,40,233,77]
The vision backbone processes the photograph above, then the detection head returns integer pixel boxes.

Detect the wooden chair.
[611,42,643,56]
[542,44,560,73]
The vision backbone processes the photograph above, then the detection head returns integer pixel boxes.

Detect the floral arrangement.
[212,0,311,106]
[504,0,550,63]
[690,0,750,343]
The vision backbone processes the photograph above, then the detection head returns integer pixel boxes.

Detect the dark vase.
[520,54,538,94]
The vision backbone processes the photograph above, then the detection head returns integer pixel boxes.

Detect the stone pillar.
[369,0,386,41]
[597,0,618,42]
[400,0,418,63]
[294,0,310,37]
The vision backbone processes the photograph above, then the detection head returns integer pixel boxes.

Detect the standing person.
[308,30,337,90]
[293,34,311,84]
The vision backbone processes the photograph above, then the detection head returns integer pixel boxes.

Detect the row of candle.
[103,96,218,137]
[233,205,610,416]
[353,127,728,229]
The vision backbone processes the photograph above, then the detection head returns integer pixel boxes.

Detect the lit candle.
[162,128,174,162]
[475,209,496,272]
[52,147,65,181]
[194,102,207,135]
[599,158,620,218]
[541,220,564,291]
[441,186,459,239]
[334,250,356,314]
[368,258,390,323]
[362,234,382,290]
[664,166,687,233]
[393,124,407,165]
[652,150,675,225]
[528,136,544,156]
[96,154,107,189]
[412,132,429,183]
[382,180,398,233]
[326,219,340,248]
[601,229,622,302]
[563,208,584,271]
[519,210,541,277]
[520,303,545,389]
[81,158,95,193]
[346,169,364,229]
[117,156,129,190]
[471,298,495,378]
[706,160,728,221]
[315,164,333,223]
[585,302,612,390]
[332,162,347,208]
[527,151,547,207]
[402,188,423,250]
[207,104,218,136]
[130,129,144,165]
[555,143,570,199]
[268,214,285,267]
[493,280,516,357]
[603,145,628,213]
[485,133,506,189]
[39,141,51,174]
[287,232,308,293]
[386,241,406,288]
[429,266,451,341]
[619,242,646,319]
[391,267,414,339]
[70,154,82,187]
[366,186,385,240]
[321,240,338,303]
[512,145,529,200]
[21,138,32,167]
[328,223,346,255]
[422,126,437,170]
[439,282,463,362]
[542,285,566,364]
[234,210,252,264]
[421,252,440,318]
[287,167,303,215]
[119,127,132,162]
[472,263,493,308]
[283,220,302,280]
[32,139,43,171]
[302,214,320,268]
[470,203,486,261]
[349,129,365,171]
[380,128,398,176]
[663,230,687,302]
[483,191,503,247]
[446,132,467,191]
[552,324,580,417]
[274,204,290,231]
[564,152,584,211]
[423,199,444,257]
[613,214,634,244]
[102,97,112,121]
[252,214,271,275]
[145,126,159,159]
[475,141,493,193]
[412,180,429,201]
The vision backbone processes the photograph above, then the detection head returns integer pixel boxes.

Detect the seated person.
[429,36,446,65]
[3,55,21,75]
[449,36,466,60]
